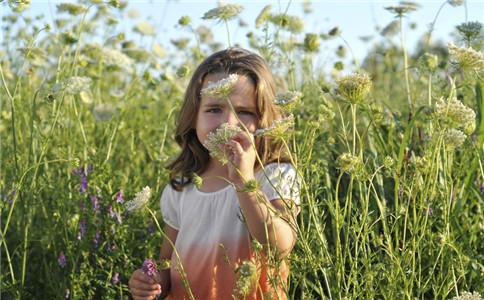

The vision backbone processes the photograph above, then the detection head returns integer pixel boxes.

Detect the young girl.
[129,47,301,300]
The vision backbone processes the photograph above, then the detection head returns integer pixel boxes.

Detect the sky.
[2,0,483,69]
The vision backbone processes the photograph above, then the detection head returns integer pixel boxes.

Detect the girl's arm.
[158,224,178,298]
[129,224,178,300]
[237,190,298,258]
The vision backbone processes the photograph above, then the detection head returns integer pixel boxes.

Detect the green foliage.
[1,1,483,299]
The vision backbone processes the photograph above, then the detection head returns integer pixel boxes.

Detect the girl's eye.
[238,111,254,116]
[206,108,221,113]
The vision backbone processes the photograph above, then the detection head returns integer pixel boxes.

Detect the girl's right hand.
[129,269,162,300]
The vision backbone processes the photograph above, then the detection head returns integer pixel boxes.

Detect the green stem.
[399,15,412,113]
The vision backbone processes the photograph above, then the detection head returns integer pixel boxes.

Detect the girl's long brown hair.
[167,47,290,191]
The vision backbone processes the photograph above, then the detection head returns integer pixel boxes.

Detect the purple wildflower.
[72,165,91,194]
[58,251,67,268]
[115,190,124,203]
[90,195,100,212]
[80,176,88,193]
[93,231,101,246]
[108,205,123,224]
[141,259,158,277]
[112,272,120,285]
[427,206,433,216]
[77,220,86,240]
[480,182,484,194]
[148,220,156,234]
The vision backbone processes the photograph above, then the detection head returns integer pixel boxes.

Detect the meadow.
[1,0,483,299]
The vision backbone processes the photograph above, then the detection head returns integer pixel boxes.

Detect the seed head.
[456,21,482,43]
[418,53,439,74]
[200,74,239,98]
[233,261,257,298]
[447,0,465,7]
[336,72,372,104]
[336,153,360,173]
[203,123,242,165]
[304,33,320,52]
[202,4,243,22]
[125,186,151,212]
[269,14,304,33]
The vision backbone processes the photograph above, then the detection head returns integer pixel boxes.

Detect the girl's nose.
[225,111,238,125]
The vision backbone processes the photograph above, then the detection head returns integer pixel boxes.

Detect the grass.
[1,0,483,299]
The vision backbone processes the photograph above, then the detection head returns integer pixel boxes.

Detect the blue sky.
[3,0,483,69]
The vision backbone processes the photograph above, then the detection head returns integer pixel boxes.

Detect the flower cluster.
[233,260,257,298]
[100,47,134,70]
[336,153,367,180]
[56,3,87,16]
[448,43,484,78]
[443,129,467,151]
[434,96,476,134]
[451,291,483,300]
[274,91,303,109]
[203,123,242,165]
[141,259,158,278]
[125,186,151,212]
[384,1,419,16]
[336,72,372,104]
[200,74,239,98]
[64,76,92,95]
[255,115,295,140]
[202,4,243,22]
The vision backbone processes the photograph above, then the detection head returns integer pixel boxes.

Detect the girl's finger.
[130,284,161,298]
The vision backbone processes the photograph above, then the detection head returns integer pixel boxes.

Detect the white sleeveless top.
[160,163,301,300]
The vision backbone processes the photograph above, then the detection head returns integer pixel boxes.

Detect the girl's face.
[196,73,258,147]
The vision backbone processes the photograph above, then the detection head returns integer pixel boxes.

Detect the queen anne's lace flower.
[202,4,243,22]
[100,47,134,69]
[125,186,151,212]
[434,96,476,134]
[64,76,92,95]
[444,129,467,150]
[203,123,242,165]
[448,43,484,78]
[200,74,239,98]
[255,115,295,140]
[274,91,303,107]
[451,291,483,300]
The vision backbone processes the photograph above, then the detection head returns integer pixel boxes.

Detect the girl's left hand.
[221,131,256,189]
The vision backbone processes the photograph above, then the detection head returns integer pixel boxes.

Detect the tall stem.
[399,15,412,113]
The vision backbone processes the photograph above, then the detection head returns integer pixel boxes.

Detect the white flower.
[451,291,483,300]
[64,76,92,95]
[203,123,242,165]
[134,21,155,36]
[255,115,295,139]
[202,4,243,22]
[443,129,467,150]
[434,96,476,133]
[125,186,151,212]
[274,91,303,107]
[100,47,134,70]
[200,74,239,98]
[92,104,115,122]
[448,42,484,78]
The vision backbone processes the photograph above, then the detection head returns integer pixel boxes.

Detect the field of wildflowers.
[1,0,483,299]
